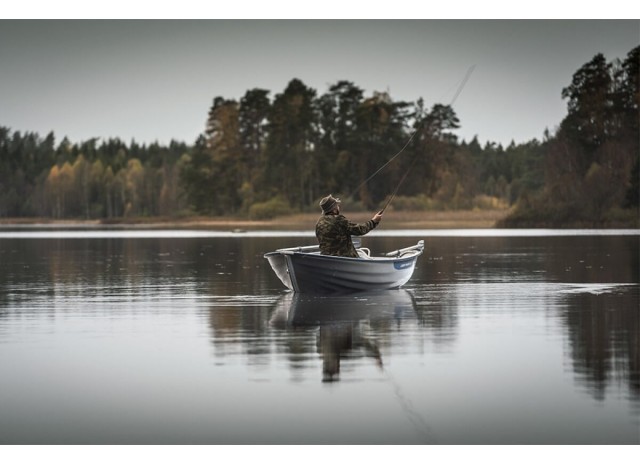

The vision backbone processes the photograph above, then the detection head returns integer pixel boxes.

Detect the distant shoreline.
[0,209,510,230]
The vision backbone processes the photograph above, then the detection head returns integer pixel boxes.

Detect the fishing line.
[348,119,421,200]
[380,150,420,212]
[348,65,476,206]
[382,368,438,444]
[449,64,476,107]
[360,320,437,443]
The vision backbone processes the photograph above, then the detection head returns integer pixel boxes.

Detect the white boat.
[264,239,424,294]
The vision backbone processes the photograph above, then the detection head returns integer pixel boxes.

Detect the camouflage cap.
[319,194,341,214]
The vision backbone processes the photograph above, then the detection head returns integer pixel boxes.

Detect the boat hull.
[264,240,423,294]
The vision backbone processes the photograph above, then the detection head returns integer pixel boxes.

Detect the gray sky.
[0,19,638,147]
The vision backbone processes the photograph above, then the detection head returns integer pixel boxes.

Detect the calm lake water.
[0,229,638,445]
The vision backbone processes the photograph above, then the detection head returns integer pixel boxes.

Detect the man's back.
[315,214,377,258]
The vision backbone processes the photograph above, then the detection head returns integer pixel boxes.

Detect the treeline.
[1,46,638,226]
[0,132,189,218]
[501,46,639,227]
[0,92,538,220]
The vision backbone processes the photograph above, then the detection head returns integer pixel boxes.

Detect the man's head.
[319,194,341,214]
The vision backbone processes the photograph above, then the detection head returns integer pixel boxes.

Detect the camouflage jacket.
[315,214,378,258]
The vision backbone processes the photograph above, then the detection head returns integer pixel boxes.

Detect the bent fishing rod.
[350,65,476,213]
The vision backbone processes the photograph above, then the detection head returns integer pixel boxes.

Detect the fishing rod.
[350,65,476,211]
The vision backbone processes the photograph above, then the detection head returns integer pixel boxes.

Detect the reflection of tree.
[208,305,282,363]
[417,234,639,404]
[562,290,639,401]
[538,235,640,403]
[412,285,459,349]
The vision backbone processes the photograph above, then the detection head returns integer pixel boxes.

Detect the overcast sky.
[0,19,638,147]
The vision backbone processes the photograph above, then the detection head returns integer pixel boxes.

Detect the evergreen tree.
[238,88,271,210]
[204,97,242,213]
[352,91,412,208]
[404,101,460,200]
[179,135,216,215]
[619,46,640,209]
[560,53,612,171]
[264,78,318,208]
[317,81,365,196]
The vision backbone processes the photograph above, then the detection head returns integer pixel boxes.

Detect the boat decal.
[394,260,414,270]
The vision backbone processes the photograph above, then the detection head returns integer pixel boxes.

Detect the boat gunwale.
[287,250,422,264]
[265,240,424,264]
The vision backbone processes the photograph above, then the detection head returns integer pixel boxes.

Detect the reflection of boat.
[269,290,417,383]
[264,240,424,294]
[269,289,417,328]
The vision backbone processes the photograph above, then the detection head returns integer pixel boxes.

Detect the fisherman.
[315,194,383,258]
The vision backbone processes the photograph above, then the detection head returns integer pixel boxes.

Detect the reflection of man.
[319,323,383,383]
[315,194,383,258]
[319,325,352,383]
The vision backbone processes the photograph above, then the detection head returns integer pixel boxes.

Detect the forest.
[1,46,638,227]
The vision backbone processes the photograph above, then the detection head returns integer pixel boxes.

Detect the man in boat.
[316,194,383,258]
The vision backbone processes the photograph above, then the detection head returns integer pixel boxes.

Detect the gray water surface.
[0,231,638,444]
